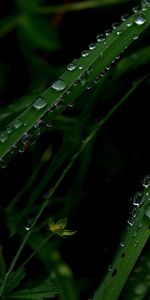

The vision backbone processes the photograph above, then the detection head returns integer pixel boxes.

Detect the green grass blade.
[121,249,150,299]
[92,187,150,300]
[0,4,150,162]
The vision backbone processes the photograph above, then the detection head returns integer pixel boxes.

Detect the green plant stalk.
[36,0,125,14]
[1,74,143,296]
[92,190,150,300]
[1,5,150,161]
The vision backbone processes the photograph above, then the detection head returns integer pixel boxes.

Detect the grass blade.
[0,4,150,162]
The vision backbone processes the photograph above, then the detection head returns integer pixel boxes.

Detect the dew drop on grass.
[112,22,119,29]
[67,63,76,71]
[32,97,47,110]
[133,34,139,40]
[21,133,32,145]
[78,65,84,70]
[134,283,147,295]
[105,29,111,36]
[133,191,143,207]
[18,144,25,153]
[134,15,146,25]
[96,34,105,42]
[46,122,53,128]
[142,0,150,9]
[126,21,133,27]
[52,79,66,91]
[120,241,125,247]
[0,132,8,143]
[131,207,137,218]
[24,218,34,231]
[12,118,23,129]
[81,50,89,57]
[116,30,122,36]
[108,265,112,272]
[0,159,7,169]
[68,103,75,108]
[142,175,150,188]
[89,43,96,50]
[132,6,139,13]
[127,218,134,227]
[6,126,13,134]
[34,119,44,129]
[121,14,129,21]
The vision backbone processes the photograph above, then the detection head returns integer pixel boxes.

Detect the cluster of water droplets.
[0,118,25,144]
[1,0,149,166]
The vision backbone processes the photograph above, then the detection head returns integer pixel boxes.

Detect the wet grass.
[0,0,150,299]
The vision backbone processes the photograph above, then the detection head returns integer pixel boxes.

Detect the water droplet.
[54,97,64,108]
[96,34,105,42]
[24,218,34,231]
[18,144,25,153]
[134,283,147,295]
[121,14,129,21]
[132,6,139,13]
[89,43,96,50]
[94,75,101,83]
[116,30,122,36]
[32,97,47,110]
[52,79,66,91]
[86,82,95,90]
[144,205,150,218]
[108,265,112,271]
[12,118,23,129]
[6,126,13,134]
[120,241,125,247]
[106,65,111,71]
[134,15,146,25]
[21,133,32,145]
[78,65,84,70]
[133,191,143,207]
[131,207,137,218]
[105,29,111,36]
[67,63,76,71]
[0,159,7,169]
[46,122,53,128]
[67,103,74,109]
[34,119,44,129]
[142,175,150,188]
[126,21,133,27]
[112,22,119,29]
[133,34,139,40]
[142,0,150,9]
[127,218,134,227]
[81,50,89,57]
[0,132,8,143]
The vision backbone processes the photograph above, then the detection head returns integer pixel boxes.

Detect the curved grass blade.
[0,3,150,162]
[92,187,150,300]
